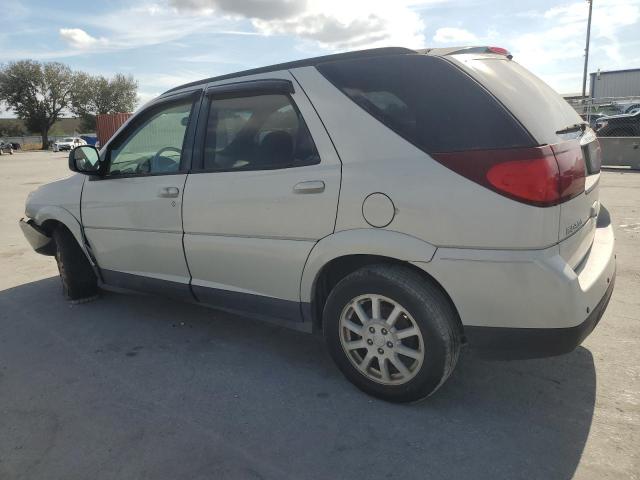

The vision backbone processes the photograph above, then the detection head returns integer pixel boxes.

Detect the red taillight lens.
[488,46,510,56]
[431,142,585,207]
[486,155,560,205]
[552,143,586,200]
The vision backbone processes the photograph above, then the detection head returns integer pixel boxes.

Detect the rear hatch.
[445,52,601,268]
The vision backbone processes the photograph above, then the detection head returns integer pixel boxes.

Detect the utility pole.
[581,0,594,99]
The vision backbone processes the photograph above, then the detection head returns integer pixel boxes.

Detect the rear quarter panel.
[291,66,560,249]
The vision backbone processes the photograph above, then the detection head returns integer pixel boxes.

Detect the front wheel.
[52,226,98,301]
[323,265,461,403]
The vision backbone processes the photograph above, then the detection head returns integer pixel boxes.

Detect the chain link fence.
[566,96,640,137]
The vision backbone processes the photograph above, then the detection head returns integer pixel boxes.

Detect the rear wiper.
[556,123,587,135]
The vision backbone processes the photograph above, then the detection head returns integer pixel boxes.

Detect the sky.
[1,0,639,117]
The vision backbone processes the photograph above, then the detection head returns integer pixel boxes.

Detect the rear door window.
[317,54,534,154]
[203,94,320,171]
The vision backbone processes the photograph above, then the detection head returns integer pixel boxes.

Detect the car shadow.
[0,277,595,480]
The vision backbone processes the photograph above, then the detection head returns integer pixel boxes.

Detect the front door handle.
[158,186,180,198]
[293,180,325,194]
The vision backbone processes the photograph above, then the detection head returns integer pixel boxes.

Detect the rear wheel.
[52,226,98,301]
[323,264,460,403]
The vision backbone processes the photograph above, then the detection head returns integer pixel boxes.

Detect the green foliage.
[0,60,138,147]
[0,60,76,146]
[71,73,138,120]
[0,118,26,136]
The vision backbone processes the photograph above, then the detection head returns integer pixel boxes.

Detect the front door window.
[108,100,193,176]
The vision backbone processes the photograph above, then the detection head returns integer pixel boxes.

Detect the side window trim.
[205,78,294,98]
[97,89,202,180]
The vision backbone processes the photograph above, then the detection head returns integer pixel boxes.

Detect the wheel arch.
[33,206,95,266]
[300,229,463,336]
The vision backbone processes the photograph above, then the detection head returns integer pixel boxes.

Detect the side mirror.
[69,145,101,175]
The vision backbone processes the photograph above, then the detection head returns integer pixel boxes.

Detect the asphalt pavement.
[1,151,638,479]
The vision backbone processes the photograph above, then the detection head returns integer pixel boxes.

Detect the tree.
[0,60,77,149]
[71,73,137,131]
[0,118,26,136]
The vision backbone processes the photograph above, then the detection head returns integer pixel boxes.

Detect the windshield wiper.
[556,123,587,135]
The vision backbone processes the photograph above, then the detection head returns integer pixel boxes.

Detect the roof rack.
[163,47,416,94]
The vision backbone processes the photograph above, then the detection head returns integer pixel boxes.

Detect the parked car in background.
[596,109,640,136]
[80,135,99,146]
[52,137,87,152]
[580,112,606,130]
[20,46,615,402]
[0,140,14,155]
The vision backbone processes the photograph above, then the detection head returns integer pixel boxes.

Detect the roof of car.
[163,47,416,94]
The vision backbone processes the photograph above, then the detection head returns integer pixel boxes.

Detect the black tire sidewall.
[52,227,97,300]
[323,268,455,402]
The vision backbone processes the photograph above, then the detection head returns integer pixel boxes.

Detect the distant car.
[596,109,640,137]
[0,140,14,155]
[623,103,640,114]
[52,137,87,152]
[580,112,605,130]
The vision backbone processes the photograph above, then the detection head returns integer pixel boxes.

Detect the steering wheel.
[153,146,181,163]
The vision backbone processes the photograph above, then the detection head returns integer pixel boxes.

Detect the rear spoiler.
[418,46,513,60]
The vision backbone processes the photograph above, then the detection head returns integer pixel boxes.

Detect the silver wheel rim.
[339,294,424,386]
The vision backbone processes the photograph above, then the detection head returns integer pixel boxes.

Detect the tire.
[52,226,98,301]
[323,264,460,403]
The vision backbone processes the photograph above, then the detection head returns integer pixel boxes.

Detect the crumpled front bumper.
[19,218,55,256]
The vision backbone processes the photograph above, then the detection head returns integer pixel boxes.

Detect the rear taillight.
[551,143,586,200]
[431,142,586,207]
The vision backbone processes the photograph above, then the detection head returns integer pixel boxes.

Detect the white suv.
[20,47,615,402]
[52,137,86,152]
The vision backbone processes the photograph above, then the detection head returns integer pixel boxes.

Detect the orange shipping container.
[96,113,132,147]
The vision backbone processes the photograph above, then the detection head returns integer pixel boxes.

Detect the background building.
[590,68,640,100]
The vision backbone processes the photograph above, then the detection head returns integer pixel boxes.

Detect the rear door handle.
[158,186,180,198]
[293,181,325,194]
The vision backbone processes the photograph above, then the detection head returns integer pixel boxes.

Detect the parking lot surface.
[1,151,639,480]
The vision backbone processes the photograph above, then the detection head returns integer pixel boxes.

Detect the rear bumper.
[19,218,55,255]
[464,269,615,359]
[412,205,616,359]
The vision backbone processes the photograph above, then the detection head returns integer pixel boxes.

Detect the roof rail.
[163,47,416,94]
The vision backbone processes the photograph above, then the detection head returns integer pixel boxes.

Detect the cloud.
[170,0,306,20]
[170,0,427,49]
[514,0,640,66]
[59,28,108,49]
[45,4,251,61]
[432,27,477,44]
[509,0,640,93]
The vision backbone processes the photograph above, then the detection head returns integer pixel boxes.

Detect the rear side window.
[317,55,534,153]
[203,94,320,171]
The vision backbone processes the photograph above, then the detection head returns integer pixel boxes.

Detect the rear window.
[449,56,584,145]
[316,55,534,153]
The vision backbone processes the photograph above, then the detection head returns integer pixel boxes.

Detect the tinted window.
[108,100,193,176]
[317,55,533,153]
[204,94,319,171]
